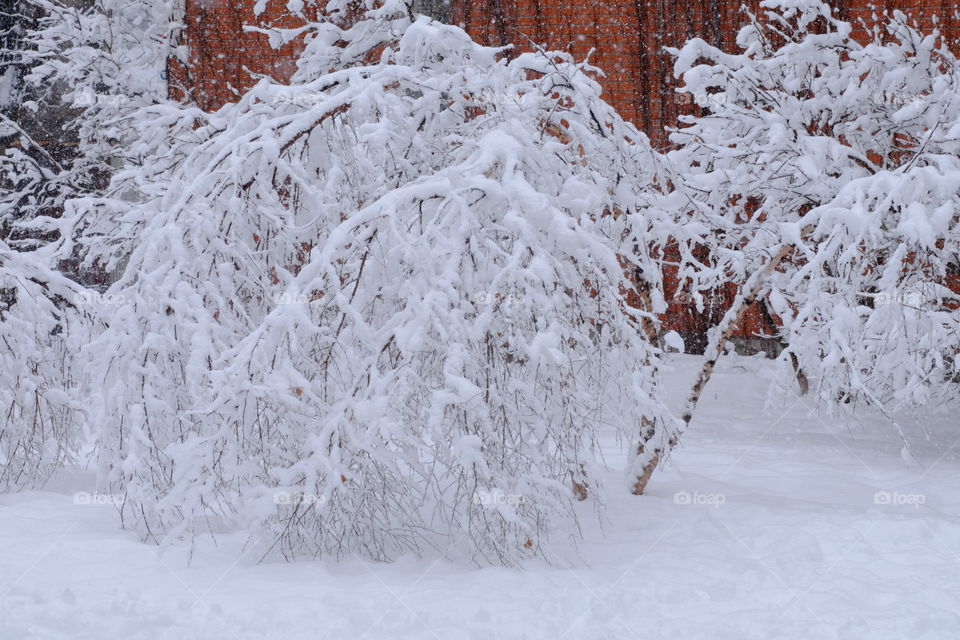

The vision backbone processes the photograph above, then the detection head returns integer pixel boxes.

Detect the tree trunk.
[631,243,793,495]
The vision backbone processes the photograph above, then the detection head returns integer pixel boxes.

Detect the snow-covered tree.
[2,0,183,235]
[0,1,91,492]
[0,0,206,496]
[72,0,674,563]
[664,0,960,456]
[0,239,83,491]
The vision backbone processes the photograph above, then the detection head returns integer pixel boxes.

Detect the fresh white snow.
[3,354,958,640]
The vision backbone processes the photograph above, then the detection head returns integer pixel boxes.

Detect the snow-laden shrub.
[668,0,960,418]
[0,1,103,492]
[3,0,183,227]
[0,244,81,491]
[72,0,674,563]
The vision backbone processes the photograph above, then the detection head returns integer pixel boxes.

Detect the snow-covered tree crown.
[667,0,960,419]
[62,0,677,564]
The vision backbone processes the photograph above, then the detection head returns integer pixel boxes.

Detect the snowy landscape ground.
[2,353,958,640]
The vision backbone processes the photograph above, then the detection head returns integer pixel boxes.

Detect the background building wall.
[452,0,960,149]
[171,0,960,142]
[448,0,960,346]
[170,0,960,348]
[451,0,761,148]
[168,0,321,111]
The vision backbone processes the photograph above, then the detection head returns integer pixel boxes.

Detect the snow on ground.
[2,354,959,639]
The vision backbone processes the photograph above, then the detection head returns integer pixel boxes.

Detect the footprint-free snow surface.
[3,355,959,639]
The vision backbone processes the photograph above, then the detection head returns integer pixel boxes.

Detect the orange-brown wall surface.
[167,0,322,110]
[169,0,960,148]
[454,0,960,345]
[452,0,960,149]
[452,0,759,148]
[169,0,960,346]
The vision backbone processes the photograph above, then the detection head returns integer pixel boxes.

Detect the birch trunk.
[631,243,793,495]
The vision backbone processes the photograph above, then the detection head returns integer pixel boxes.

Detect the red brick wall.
[170,0,960,346]
[168,0,322,111]
[451,0,960,343]
[171,0,960,137]
[453,1,960,149]
[452,0,763,148]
